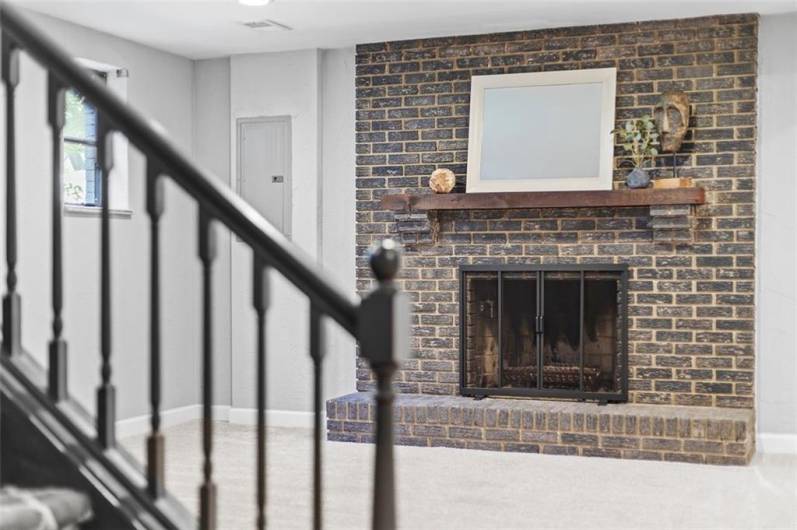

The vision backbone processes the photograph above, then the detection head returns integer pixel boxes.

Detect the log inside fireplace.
[459,264,628,402]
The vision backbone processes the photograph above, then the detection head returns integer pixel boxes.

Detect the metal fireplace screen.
[460,264,628,402]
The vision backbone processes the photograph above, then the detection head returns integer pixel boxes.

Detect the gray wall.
[192,57,233,407]
[0,8,357,420]
[757,13,797,437]
[0,12,201,420]
[192,48,357,414]
[228,49,322,414]
[320,48,357,402]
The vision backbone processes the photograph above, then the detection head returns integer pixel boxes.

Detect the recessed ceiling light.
[239,0,272,6]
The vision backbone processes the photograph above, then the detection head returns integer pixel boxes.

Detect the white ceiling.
[15,0,797,60]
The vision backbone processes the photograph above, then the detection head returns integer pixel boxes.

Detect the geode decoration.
[654,91,691,153]
[429,168,456,194]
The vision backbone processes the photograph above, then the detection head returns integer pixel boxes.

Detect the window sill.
[65,205,133,218]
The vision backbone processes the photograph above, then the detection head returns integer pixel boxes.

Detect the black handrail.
[0,3,404,530]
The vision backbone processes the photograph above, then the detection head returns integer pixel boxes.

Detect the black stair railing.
[146,161,166,500]
[1,20,20,359]
[0,3,406,530]
[46,72,67,401]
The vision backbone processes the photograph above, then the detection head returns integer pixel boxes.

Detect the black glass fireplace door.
[460,264,628,402]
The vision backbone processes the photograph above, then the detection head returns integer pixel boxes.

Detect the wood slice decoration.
[652,177,693,189]
[429,168,456,194]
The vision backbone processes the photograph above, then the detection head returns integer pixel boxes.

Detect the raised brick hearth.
[328,393,755,464]
[333,13,760,464]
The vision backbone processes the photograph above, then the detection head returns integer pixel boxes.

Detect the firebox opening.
[462,265,628,402]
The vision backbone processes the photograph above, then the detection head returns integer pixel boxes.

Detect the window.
[63,86,101,206]
[62,61,129,215]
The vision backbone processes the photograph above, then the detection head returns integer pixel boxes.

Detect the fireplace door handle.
[535,315,544,334]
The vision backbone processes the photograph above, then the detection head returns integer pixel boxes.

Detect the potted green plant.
[611,116,660,188]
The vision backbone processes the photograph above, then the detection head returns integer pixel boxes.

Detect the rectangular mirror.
[466,68,617,193]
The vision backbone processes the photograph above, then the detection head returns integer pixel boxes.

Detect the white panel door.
[237,116,291,236]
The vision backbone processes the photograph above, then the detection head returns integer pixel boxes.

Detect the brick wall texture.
[354,14,758,410]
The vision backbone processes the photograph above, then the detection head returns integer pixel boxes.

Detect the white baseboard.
[228,407,315,429]
[117,404,314,438]
[757,432,797,455]
[116,404,230,439]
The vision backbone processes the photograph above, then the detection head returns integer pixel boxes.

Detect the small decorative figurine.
[611,116,660,189]
[429,168,456,194]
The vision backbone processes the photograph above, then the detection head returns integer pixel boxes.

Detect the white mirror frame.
[466,67,617,193]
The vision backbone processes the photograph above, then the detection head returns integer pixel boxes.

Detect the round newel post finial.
[369,239,401,283]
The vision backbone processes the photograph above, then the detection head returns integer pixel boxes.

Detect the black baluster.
[578,270,585,393]
[96,115,115,448]
[358,240,407,530]
[1,34,21,357]
[47,74,67,401]
[252,255,270,530]
[309,303,325,530]
[198,209,217,530]
[146,162,165,498]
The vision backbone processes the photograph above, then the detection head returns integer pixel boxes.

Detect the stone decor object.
[429,168,456,194]
[626,167,651,189]
[654,91,691,153]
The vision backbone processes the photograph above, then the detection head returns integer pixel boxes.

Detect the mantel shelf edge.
[381,188,706,212]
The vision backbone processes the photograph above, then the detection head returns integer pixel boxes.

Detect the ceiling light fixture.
[239,0,272,6]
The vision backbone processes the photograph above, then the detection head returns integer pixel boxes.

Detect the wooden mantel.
[381,188,706,212]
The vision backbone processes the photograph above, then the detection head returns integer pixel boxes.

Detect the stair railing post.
[146,161,165,498]
[357,239,408,530]
[1,33,21,357]
[47,73,68,401]
[198,209,217,530]
[309,303,325,530]
[252,254,270,530]
[96,114,116,448]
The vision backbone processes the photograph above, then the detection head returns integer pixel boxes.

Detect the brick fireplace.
[329,13,758,464]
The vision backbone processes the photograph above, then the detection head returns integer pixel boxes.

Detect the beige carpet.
[122,420,797,530]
